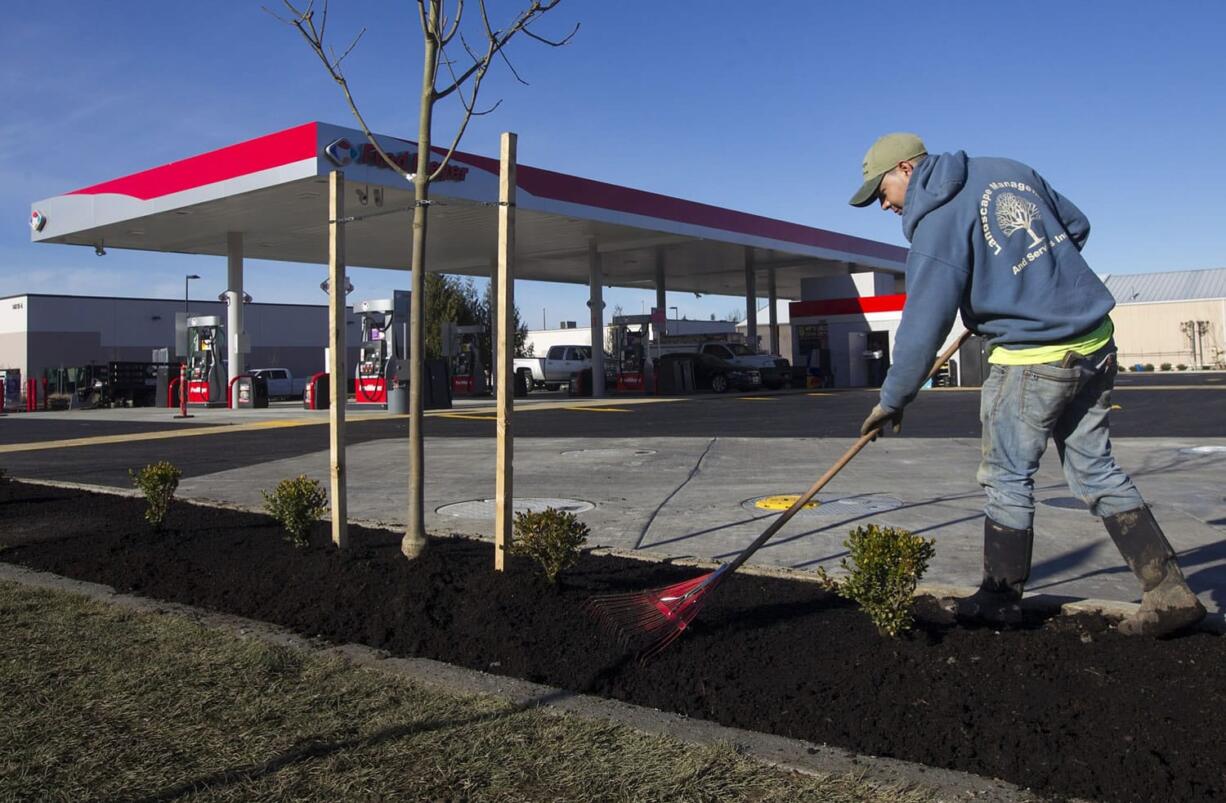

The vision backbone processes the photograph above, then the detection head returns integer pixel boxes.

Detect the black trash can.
[425,358,453,410]
[234,375,269,409]
[568,368,592,397]
[513,368,528,398]
[678,359,694,393]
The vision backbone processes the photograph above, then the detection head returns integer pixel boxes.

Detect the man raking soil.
[850,132,1205,636]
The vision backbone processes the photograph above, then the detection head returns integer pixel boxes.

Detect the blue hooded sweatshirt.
[878,151,1116,412]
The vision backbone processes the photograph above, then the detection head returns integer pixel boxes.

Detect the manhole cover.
[740,493,903,517]
[559,448,656,459]
[1179,446,1226,455]
[436,497,595,518]
[753,495,821,511]
[1041,496,1088,510]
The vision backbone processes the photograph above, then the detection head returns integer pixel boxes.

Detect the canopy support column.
[654,247,666,318]
[768,265,779,356]
[226,231,244,402]
[588,237,605,397]
[744,247,758,352]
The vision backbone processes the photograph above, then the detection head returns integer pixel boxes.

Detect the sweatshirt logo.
[978,181,1068,275]
[994,192,1043,249]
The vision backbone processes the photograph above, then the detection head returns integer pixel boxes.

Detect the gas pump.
[354,293,409,405]
[186,315,227,406]
[610,314,653,391]
[442,322,488,395]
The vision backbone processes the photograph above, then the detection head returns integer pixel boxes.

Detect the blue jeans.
[977,340,1144,531]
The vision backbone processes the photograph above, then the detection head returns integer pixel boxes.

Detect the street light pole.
[184,274,201,315]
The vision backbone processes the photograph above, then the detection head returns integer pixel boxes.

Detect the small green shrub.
[511,507,590,583]
[129,461,182,530]
[1176,364,1188,371]
[1160,362,1172,371]
[1143,363,1155,372]
[262,475,327,546]
[817,524,936,637]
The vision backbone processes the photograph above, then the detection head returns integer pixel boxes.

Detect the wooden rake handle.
[724,329,973,575]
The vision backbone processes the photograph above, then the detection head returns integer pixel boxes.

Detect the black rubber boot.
[1103,506,1205,637]
[957,518,1034,626]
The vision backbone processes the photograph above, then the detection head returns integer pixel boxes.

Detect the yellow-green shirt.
[988,317,1114,365]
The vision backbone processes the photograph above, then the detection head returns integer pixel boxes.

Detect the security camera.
[94,243,106,256]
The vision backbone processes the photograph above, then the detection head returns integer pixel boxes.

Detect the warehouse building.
[1101,267,1226,369]
[0,292,358,385]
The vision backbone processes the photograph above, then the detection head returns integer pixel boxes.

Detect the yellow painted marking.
[437,412,498,421]
[0,418,317,455]
[807,392,833,397]
[1111,404,1123,410]
[562,405,631,413]
[737,396,775,401]
[755,495,820,511]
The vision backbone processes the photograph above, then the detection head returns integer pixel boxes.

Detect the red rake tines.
[587,330,973,662]
[585,565,731,662]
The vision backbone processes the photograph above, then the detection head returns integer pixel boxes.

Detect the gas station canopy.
[30,122,906,298]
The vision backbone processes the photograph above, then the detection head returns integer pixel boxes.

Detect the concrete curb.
[0,561,1057,803]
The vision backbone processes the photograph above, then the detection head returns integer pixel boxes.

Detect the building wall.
[8,294,361,381]
[739,323,794,362]
[800,272,895,299]
[1110,299,1226,368]
[0,295,29,375]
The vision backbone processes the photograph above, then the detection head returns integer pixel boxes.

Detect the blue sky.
[4,1,1224,324]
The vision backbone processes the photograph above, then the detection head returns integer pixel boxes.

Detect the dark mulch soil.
[2,481,1223,803]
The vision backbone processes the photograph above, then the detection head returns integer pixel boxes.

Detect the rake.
[586,330,972,661]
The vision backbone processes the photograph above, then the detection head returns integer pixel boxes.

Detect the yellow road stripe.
[436,412,498,421]
[0,418,318,455]
[562,405,631,413]
[737,396,775,401]
[807,392,833,397]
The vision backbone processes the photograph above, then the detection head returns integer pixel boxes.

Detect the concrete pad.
[176,434,1226,613]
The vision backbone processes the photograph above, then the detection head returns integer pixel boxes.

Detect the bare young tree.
[994,192,1044,249]
[273,0,577,560]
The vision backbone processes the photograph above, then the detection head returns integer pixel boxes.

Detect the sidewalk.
[176,434,1226,613]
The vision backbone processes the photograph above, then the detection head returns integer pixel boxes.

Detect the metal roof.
[1101,267,1226,304]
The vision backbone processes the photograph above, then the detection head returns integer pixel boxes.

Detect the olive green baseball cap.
[849,132,927,207]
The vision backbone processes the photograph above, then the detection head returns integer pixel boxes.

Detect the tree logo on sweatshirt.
[994,192,1044,249]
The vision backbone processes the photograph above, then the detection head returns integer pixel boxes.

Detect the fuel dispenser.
[610,314,654,391]
[186,315,227,406]
[354,293,409,405]
[442,322,488,395]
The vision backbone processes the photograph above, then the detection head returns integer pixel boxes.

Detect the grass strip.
[0,581,939,802]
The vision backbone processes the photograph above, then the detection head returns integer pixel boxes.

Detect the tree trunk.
[402,0,440,560]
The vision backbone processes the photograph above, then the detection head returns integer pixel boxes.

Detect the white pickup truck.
[248,368,309,400]
[514,345,593,391]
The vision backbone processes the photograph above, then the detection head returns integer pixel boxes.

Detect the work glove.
[860,403,903,441]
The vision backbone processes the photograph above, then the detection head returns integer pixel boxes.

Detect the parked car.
[657,352,761,394]
[514,345,594,391]
[248,368,308,400]
[694,342,790,389]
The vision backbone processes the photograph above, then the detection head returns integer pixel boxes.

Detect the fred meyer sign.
[324,138,469,182]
